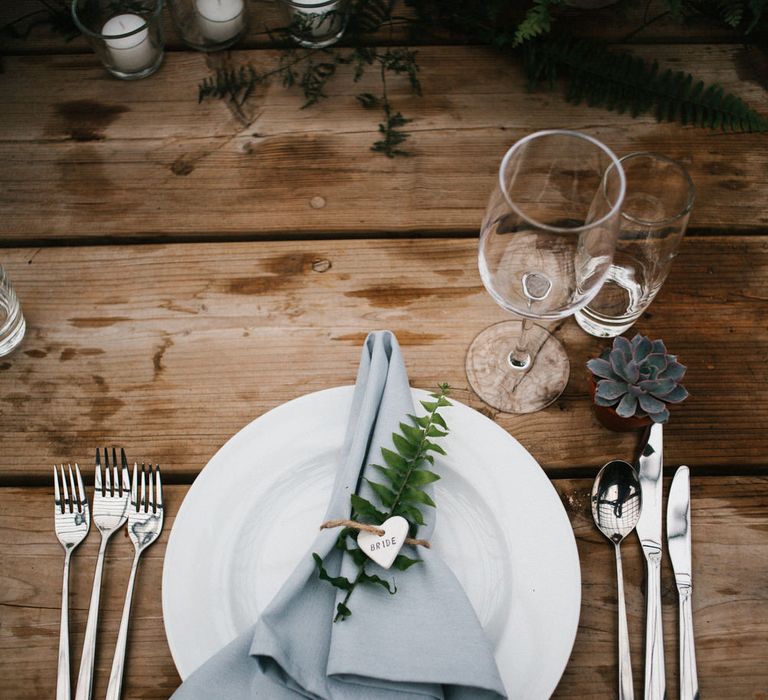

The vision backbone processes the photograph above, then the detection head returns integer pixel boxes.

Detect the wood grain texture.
[1,477,766,698]
[0,236,766,480]
[1,45,767,242]
[1,0,763,55]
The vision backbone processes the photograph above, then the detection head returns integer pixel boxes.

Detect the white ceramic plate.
[163,387,581,699]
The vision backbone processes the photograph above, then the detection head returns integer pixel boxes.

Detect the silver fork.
[54,463,90,700]
[105,462,164,700]
[74,448,130,700]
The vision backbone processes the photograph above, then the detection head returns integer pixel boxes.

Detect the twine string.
[320,519,431,548]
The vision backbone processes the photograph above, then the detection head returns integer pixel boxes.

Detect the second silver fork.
[74,448,130,700]
[105,462,164,700]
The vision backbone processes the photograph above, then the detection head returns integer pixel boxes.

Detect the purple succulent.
[587,334,688,424]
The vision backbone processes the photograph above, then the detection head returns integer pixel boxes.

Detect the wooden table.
[1,2,767,697]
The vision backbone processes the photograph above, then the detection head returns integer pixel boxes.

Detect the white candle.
[195,0,245,43]
[291,0,341,39]
[102,14,155,73]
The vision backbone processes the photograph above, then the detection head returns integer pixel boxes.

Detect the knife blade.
[667,466,699,700]
[636,422,666,700]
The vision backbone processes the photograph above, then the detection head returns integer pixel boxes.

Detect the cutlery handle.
[678,586,699,700]
[75,536,108,700]
[615,545,635,700]
[105,552,141,700]
[56,552,72,700]
[644,552,667,700]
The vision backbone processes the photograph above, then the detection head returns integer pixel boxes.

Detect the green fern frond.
[315,384,452,621]
[513,0,564,46]
[525,35,768,132]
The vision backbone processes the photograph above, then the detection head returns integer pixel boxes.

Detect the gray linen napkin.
[172,331,507,700]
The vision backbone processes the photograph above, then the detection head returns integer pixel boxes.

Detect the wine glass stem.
[509,318,533,371]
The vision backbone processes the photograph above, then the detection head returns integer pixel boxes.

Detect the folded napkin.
[172,331,507,700]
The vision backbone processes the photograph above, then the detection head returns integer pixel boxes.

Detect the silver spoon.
[592,459,643,700]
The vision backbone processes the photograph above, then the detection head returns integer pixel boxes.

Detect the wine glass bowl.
[467,130,626,414]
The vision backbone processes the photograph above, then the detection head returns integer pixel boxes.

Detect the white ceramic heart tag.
[357,515,409,570]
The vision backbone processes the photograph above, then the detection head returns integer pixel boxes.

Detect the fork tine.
[104,449,112,495]
[60,464,70,513]
[67,464,76,514]
[95,449,103,494]
[140,463,147,512]
[54,465,62,513]
[155,465,162,511]
[112,446,119,496]
[121,448,130,495]
[147,463,155,513]
[75,463,87,513]
[131,462,138,511]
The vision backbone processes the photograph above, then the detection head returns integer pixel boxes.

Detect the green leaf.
[431,412,447,429]
[426,426,448,438]
[350,547,367,566]
[381,447,409,471]
[392,432,418,458]
[402,486,436,508]
[407,469,441,487]
[409,413,431,429]
[420,400,438,412]
[366,479,397,508]
[313,553,353,591]
[335,601,352,620]
[372,464,403,487]
[360,572,398,594]
[394,503,425,526]
[392,554,422,571]
[400,421,423,445]
[350,494,387,523]
[424,440,447,455]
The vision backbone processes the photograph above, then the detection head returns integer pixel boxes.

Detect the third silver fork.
[105,462,164,700]
[74,448,130,700]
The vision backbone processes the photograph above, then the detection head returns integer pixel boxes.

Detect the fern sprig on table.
[524,35,768,132]
[314,383,452,622]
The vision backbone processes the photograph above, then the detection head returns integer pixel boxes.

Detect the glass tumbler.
[0,265,26,357]
[168,0,249,51]
[72,0,164,80]
[466,130,626,414]
[277,0,349,48]
[575,153,695,338]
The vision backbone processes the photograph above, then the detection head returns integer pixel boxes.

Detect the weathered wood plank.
[1,45,766,242]
[0,236,766,480]
[1,0,761,55]
[1,477,766,698]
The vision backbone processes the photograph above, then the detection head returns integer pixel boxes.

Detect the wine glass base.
[465,320,570,414]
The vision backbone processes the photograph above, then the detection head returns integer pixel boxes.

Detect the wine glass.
[466,130,626,414]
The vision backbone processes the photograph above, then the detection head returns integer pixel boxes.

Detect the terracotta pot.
[587,376,653,432]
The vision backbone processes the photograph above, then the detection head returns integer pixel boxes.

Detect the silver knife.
[636,422,667,700]
[667,466,699,700]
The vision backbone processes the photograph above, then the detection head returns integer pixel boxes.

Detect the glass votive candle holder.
[0,265,26,357]
[277,0,349,48]
[72,0,164,80]
[168,0,249,51]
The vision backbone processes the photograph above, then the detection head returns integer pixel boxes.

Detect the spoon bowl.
[591,459,642,544]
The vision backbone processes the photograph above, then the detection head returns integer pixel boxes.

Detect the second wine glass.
[466,130,626,414]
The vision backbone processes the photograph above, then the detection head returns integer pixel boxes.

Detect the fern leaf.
[393,554,422,571]
[313,553,353,591]
[513,0,564,47]
[524,35,768,133]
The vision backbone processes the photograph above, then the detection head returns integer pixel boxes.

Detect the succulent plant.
[587,334,688,424]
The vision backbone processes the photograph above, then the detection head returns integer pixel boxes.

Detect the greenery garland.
[4,1,766,155]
